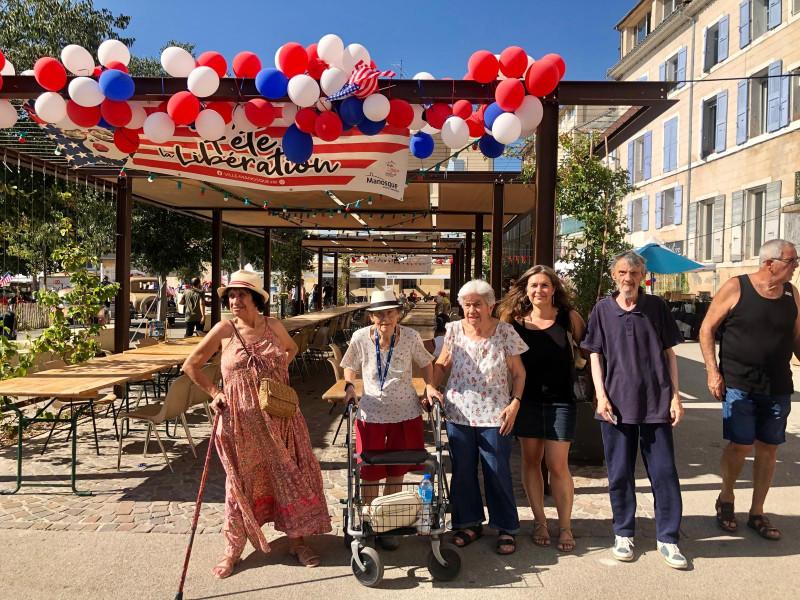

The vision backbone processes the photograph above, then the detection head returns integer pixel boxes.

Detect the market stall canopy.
[635,239,707,274]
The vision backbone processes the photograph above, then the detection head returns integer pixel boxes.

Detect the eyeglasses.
[771,257,800,265]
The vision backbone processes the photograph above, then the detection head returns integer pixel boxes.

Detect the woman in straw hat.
[340,290,442,549]
[184,270,331,578]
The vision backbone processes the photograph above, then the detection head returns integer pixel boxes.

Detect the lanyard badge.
[375,327,396,392]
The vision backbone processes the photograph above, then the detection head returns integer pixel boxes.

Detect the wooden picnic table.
[322,377,427,403]
[122,337,202,359]
[281,303,367,332]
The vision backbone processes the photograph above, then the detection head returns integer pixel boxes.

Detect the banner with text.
[367,256,432,274]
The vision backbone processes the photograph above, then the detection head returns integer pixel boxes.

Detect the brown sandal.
[747,514,780,541]
[715,495,738,532]
[212,556,241,579]
[289,544,320,567]
[557,528,576,552]
[532,522,551,547]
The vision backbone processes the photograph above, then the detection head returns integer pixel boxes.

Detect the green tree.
[0,0,133,70]
[222,229,264,274]
[270,230,314,292]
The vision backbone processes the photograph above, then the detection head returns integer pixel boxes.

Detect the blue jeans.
[446,422,519,534]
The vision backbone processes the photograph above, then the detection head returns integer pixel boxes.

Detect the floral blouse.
[340,325,434,423]
[443,320,528,427]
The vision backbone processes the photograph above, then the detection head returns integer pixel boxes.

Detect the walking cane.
[175,412,220,600]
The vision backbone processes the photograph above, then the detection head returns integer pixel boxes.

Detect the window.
[793,68,800,122]
[703,16,729,71]
[447,159,465,171]
[665,54,679,81]
[657,186,683,228]
[697,201,715,261]
[662,188,675,226]
[359,277,376,288]
[744,186,766,258]
[794,0,800,14]
[663,0,680,20]
[749,68,769,137]
[752,0,769,40]
[632,198,644,232]
[634,13,651,46]
[633,137,645,182]
[400,278,416,290]
[701,97,718,157]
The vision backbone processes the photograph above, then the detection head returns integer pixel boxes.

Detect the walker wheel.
[351,546,383,587]
[427,543,462,581]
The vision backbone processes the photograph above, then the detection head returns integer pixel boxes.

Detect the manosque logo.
[365,170,399,192]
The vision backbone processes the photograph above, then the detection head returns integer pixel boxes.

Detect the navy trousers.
[601,422,682,543]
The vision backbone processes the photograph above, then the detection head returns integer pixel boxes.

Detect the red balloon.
[167,91,200,125]
[34,57,67,91]
[0,50,5,72]
[206,101,233,123]
[539,53,566,79]
[105,61,129,73]
[92,65,103,77]
[499,46,528,79]
[295,107,318,133]
[463,72,474,80]
[153,101,169,114]
[278,42,308,78]
[114,127,140,153]
[315,110,342,141]
[467,50,499,84]
[66,100,101,127]
[465,113,484,137]
[425,102,452,129]
[307,57,326,80]
[100,99,132,127]
[525,61,560,96]
[196,51,227,78]
[476,103,489,120]
[306,43,319,62]
[244,98,275,127]
[0,74,3,91]
[386,98,414,128]
[452,99,473,120]
[232,51,261,78]
[495,78,525,112]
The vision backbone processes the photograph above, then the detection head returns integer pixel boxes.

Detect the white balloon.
[320,67,348,97]
[280,103,298,124]
[128,103,148,129]
[0,100,18,128]
[495,54,506,81]
[317,34,344,66]
[55,113,79,131]
[274,46,283,70]
[143,112,175,144]
[440,116,470,148]
[413,72,434,80]
[362,93,390,121]
[161,46,195,78]
[231,104,258,132]
[61,45,94,76]
[68,77,105,107]
[195,109,226,140]
[0,60,15,76]
[20,70,34,76]
[344,43,370,69]
[339,51,357,74]
[491,112,522,144]
[315,98,332,112]
[98,39,130,67]
[515,95,543,130]
[287,74,320,108]
[421,123,440,135]
[187,66,219,98]
[526,55,535,75]
[409,104,426,130]
[34,92,67,123]
[519,125,536,138]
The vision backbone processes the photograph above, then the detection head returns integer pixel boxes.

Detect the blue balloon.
[357,118,386,136]
[479,134,505,159]
[410,131,434,159]
[282,124,313,163]
[255,68,289,99]
[97,117,113,129]
[483,102,506,131]
[339,96,365,126]
[98,69,135,101]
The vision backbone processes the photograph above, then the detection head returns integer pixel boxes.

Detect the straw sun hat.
[217,270,270,302]
[367,290,404,311]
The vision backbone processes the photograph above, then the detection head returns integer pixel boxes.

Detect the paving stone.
[114,515,135,523]
[116,523,136,532]
[98,524,118,532]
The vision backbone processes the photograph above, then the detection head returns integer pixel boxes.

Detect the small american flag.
[327,61,395,101]
[0,272,12,287]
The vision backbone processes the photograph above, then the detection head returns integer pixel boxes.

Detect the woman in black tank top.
[498,266,586,553]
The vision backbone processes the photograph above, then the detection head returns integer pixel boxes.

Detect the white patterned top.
[340,325,433,423]
[443,320,529,427]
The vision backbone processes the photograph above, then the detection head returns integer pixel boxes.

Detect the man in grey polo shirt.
[582,251,687,569]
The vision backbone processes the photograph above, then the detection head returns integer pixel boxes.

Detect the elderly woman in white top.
[341,290,442,546]
[431,279,527,555]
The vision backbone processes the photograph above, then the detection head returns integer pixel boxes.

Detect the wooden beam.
[534,102,559,267]
[464,231,472,284]
[491,182,504,300]
[211,209,222,324]
[263,227,272,312]
[332,252,339,307]
[113,176,132,353]
[315,250,323,311]
[474,213,483,279]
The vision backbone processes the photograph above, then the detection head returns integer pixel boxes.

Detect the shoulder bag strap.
[229,320,252,358]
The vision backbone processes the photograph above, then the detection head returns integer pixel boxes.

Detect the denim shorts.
[722,387,792,446]
[514,401,577,442]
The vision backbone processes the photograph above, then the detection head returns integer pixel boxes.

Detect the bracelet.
[510,396,522,403]
[344,382,355,392]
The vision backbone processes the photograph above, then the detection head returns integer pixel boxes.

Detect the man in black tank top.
[699,239,800,541]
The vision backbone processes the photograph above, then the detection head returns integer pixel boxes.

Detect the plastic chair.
[117,374,197,473]
[188,364,221,424]
[306,325,330,366]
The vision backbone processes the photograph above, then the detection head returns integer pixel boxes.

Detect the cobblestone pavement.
[0,360,650,544]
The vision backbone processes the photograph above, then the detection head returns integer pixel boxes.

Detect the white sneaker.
[612,535,634,561]
[657,541,688,569]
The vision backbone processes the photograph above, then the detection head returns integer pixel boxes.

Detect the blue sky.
[98,0,633,81]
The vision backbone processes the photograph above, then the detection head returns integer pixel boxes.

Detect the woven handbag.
[560,310,595,404]
[231,321,299,418]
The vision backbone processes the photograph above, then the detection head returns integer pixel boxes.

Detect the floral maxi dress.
[217,323,331,559]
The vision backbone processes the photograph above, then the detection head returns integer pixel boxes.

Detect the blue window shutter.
[655,192,663,229]
[641,196,649,231]
[627,201,633,231]
[768,0,781,29]
[767,60,782,132]
[674,185,683,226]
[663,120,671,172]
[736,79,749,144]
[627,141,634,184]
[779,72,790,128]
[702,26,709,72]
[637,75,648,82]
[676,48,687,89]
[700,102,707,158]
[715,90,728,153]
[739,0,751,48]
[659,62,666,81]
[643,131,652,180]
[671,119,679,171]
[718,15,729,62]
